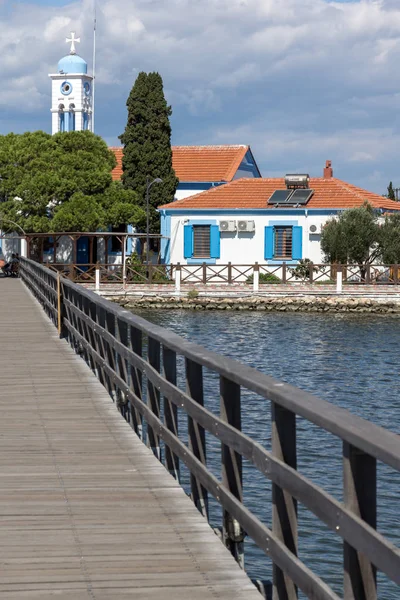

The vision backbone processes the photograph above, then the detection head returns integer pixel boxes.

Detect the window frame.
[265,222,302,263]
[183,220,220,264]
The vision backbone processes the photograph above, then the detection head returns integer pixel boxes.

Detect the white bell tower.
[49,32,93,134]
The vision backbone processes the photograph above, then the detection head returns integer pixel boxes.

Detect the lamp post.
[145,176,163,266]
[0,214,26,236]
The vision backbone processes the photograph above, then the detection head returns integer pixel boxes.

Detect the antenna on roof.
[92,0,97,133]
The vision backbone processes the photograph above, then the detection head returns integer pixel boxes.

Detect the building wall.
[0,234,21,260]
[164,210,339,266]
[174,182,226,201]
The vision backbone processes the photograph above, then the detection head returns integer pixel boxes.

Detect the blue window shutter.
[210,225,220,258]
[183,225,193,258]
[292,226,303,260]
[264,226,274,260]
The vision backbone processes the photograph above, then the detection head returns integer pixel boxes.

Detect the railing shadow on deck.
[19,257,400,600]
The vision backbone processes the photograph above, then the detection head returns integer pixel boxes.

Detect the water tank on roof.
[285,174,310,189]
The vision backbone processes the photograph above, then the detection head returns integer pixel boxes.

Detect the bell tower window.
[69,104,76,132]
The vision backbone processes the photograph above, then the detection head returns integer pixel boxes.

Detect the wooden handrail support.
[19,257,400,600]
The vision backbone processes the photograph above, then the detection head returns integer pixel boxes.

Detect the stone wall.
[111,295,400,313]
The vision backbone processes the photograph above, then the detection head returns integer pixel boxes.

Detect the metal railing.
[39,261,400,286]
[20,257,400,600]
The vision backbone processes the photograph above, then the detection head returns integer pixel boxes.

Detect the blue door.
[77,237,89,269]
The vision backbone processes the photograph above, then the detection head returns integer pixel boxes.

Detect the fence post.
[394,265,399,285]
[253,263,259,292]
[309,261,314,284]
[228,262,232,284]
[343,443,377,600]
[366,264,371,284]
[202,262,207,284]
[337,269,343,294]
[272,402,297,600]
[175,263,181,295]
[95,265,100,292]
[282,262,287,284]
[220,376,244,569]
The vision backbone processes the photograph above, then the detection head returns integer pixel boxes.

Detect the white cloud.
[0,0,400,192]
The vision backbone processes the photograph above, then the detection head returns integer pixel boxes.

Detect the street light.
[0,214,26,236]
[145,176,163,266]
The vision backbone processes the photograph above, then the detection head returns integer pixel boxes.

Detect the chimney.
[323,160,333,179]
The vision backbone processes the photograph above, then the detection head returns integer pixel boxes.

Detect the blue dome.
[58,54,87,75]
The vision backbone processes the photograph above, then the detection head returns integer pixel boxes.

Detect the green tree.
[321,202,381,277]
[0,130,144,233]
[387,181,396,201]
[379,213,400,264]
[119,72,178,233]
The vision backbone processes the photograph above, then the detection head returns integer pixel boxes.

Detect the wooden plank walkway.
[0,279,261,599]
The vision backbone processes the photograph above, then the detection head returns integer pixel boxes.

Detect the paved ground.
[0,278,261,599]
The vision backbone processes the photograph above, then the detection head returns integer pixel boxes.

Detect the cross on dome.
[66,32,80,55]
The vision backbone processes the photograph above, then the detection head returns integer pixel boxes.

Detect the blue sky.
[1,0,400,193]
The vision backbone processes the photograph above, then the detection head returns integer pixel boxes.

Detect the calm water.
[135,309,400,599]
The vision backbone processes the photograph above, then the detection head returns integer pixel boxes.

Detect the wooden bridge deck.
[0,279,260,600]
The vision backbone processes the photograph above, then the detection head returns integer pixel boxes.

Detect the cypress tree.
[387,181,396,201]
[119,72,178,233]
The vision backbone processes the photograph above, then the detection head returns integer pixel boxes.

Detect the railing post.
[227,262,232,284]
[343,443,377,600]
[116,316,130,422]
[56,272,65,338]
[337,268,343,294]
[309,261,314,284]
[21,238,27,258]
[163,346,179,481]
[186,358,208,519]
[253,263,259,292]
[147,336,161,460]
[129,325,143,440]
[175,262,181,295]
[393,264,398,285]
[272,402,298,600]
[202,262,207,284]
[95,265,100,292]
[365,264,371,284]
[220,376,244,568]
[282,262,287,284]
[148,263,153,284]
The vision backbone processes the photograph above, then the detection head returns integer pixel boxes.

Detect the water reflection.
[135,309,400,598]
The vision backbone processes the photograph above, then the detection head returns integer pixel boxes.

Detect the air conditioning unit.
[309,224,320,234]
[237,220,255,232]
[219,220,236,232]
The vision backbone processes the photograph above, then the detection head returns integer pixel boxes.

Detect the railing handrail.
[33,259,400,470]
[19,256,400,599]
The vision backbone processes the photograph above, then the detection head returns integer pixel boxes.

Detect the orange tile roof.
[109,145,250,183]
[158,177,400,211]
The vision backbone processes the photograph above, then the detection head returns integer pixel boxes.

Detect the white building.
[158,161,400,268]
[49,32,93,134]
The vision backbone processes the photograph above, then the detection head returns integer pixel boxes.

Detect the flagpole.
[92,0,97,133]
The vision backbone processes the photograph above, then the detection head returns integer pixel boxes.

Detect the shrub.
[125,252,172,283]
[187,288,199,299]
[289,258,319,281]
[246,272,281,284]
